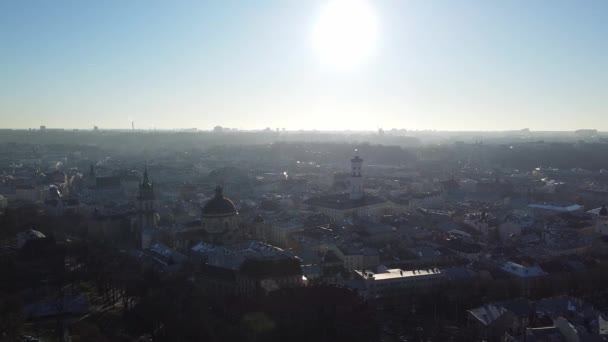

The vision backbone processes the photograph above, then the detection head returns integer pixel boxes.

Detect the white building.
[353,266,444,299]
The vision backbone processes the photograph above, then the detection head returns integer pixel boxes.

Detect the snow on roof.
[528,204,583,212]
[500,261,546,278]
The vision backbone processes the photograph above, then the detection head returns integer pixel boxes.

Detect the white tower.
[349,153,364,200]
[596,205,608,235]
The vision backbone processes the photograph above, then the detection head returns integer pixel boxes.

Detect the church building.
[303,153,394,220]
[136,168,159,248]
[200,185,242,244]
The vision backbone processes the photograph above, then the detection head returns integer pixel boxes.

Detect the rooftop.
[356,267,441,281]
[528,203,583,212]
[304,193,386,210]
[500,260,546,278]
[191,240,293,271]
[468,304,508,326]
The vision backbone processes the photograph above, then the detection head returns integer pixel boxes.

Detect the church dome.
[202,185,237,217]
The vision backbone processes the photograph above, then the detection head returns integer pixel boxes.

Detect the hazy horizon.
[2,0,607,131]
[1,126,605,134]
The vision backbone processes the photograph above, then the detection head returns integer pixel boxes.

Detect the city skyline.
[3,2,608,340]
[1,0,607,131]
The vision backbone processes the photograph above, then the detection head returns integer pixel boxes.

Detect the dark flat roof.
[304,193,386,210]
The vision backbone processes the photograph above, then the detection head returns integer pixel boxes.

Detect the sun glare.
[312,0,378,69]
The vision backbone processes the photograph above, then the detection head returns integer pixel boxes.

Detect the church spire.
[349,152,364,200]
[138,167,154,200]
[143,167,150,185]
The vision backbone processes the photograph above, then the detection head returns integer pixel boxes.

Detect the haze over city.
[2,0,607,131]
[3,2,608,342]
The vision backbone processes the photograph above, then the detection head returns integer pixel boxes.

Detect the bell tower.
[349,152,364,200]
[138,167,157,229]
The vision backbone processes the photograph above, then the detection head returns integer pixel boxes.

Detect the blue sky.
[1,0,607,130]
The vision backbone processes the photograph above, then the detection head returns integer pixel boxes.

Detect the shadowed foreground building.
[261,285,378,342]
[192,240,303,297]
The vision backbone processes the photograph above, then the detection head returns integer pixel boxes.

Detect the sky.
[1,0,607,131]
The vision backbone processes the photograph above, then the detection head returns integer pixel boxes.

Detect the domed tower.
[138,168,157,229]
[597,205,608,235]
[349,153,364,200]
[201,185,240,244]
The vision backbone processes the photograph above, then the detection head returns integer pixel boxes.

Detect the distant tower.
[87,163,96,188]
[597,205,608,235]
[138,168,157,232]
[349,152,364,200]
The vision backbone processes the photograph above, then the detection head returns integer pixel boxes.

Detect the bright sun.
[312,0,378,69]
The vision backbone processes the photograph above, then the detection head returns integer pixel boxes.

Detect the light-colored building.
[353,266,444,299]
[266,218,301,247]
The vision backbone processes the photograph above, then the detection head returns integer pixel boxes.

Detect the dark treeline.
[1,237,377,342]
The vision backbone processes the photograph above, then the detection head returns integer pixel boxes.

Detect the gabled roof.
[468,305,508,325]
